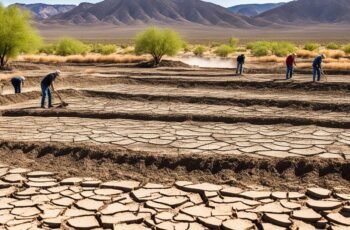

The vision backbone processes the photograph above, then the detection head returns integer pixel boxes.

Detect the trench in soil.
[0,141,349,191]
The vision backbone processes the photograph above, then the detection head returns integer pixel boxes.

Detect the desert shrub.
[252,46,270,57]
[210,42,220,48]
[135,27,183,66]
[326,42,340,50]
[0,5,42,68]
[343,44,350,54]
[38,44,56,55]
[91,43,116,55]
[193,45,206,56]
[229,37,239,48]
[304,42,321,51]
[215,44,235,57]
[247,41,295,57]
[271,42,296,57]
[182,42,191,53]
[120,44,128,49]
[249,41,272,56]
[55,38,90,56]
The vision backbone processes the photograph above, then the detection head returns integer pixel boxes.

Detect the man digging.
[40,70,66,108]
[312,54,326,82]
[285,53,297,80]
[11,76,25,94]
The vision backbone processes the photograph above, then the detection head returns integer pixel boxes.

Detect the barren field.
[0,62,349,229]
[36,23,350,43]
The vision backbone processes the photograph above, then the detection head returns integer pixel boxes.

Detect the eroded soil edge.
[1,141,349,191]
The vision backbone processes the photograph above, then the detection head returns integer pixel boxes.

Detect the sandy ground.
[36,23,350,43]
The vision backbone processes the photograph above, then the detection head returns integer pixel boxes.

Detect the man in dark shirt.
[313,54,326,82]
[11,76,25,94]
[41,70,61,108]
[236,54,245,75]
[286,53,297,80]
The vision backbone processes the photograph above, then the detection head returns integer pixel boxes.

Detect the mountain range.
[12,0,350,27]
[48,0,273,28]
[257,0,350,24]
[13,3,75,19]
[228,3,285,17]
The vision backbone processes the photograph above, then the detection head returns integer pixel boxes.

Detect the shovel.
[321,70,328,82]
[54,90,69,108]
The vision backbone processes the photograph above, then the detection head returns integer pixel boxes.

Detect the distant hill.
[228,3,285,17]
[49,0,271,28]
[257,0,350,24]
[13,3,76,19]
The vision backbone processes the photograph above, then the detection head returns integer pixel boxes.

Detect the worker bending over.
[11,76,25,94]
[41,70,61,108]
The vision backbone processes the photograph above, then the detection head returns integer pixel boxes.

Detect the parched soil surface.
[0,63,349,229]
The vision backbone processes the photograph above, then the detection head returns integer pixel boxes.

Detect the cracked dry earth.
[0,165,349,230]
[0,64,350,229]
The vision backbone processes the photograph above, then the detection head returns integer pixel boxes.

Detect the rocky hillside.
[50,0,270,28]
[257,0,350,24]
[13,3,76,19]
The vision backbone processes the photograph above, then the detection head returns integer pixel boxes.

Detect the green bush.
[91,43,116,55]
[229,37,239,48]
[249,41,272,56]
[271,42,296,57]
[55,38,90,56]
[193,45,206,56]
[304,42,321,51]
[215,44,235,57]
[326,42,340,50]
[252,46,270,56]
[182,42,190,53]
[135,27,183,66]
[343,44,350,54]
[39,44,56,55]
[247,41,295,57]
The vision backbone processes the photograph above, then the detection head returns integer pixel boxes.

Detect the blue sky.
[1,0,290,7]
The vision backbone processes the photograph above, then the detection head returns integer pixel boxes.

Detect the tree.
[135,27,183,66]
[0,5,42,69]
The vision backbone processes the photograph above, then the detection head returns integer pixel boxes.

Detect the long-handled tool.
[321,69,328,82]
[54,90,69,108]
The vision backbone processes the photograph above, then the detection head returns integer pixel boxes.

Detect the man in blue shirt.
[41,70,61,108]
[236,54,245,75]
[11,76,25,94]
[312,54,326,82]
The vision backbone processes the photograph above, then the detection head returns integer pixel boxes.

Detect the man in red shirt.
[286,53,297,80]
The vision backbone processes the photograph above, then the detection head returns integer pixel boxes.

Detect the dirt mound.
[0,140,349,190]
[136,60,191,68]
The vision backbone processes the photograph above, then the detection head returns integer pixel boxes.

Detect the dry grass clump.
[323,62,350,70]
[296,49,317,58]
[21,54,148,64]
[0,71,24,81]
[249,55,285,63]
[287,62,350,71]
[322,49,346,59]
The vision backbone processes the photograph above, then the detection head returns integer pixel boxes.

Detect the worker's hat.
[321,54,326,59]
[55,70,61,76]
